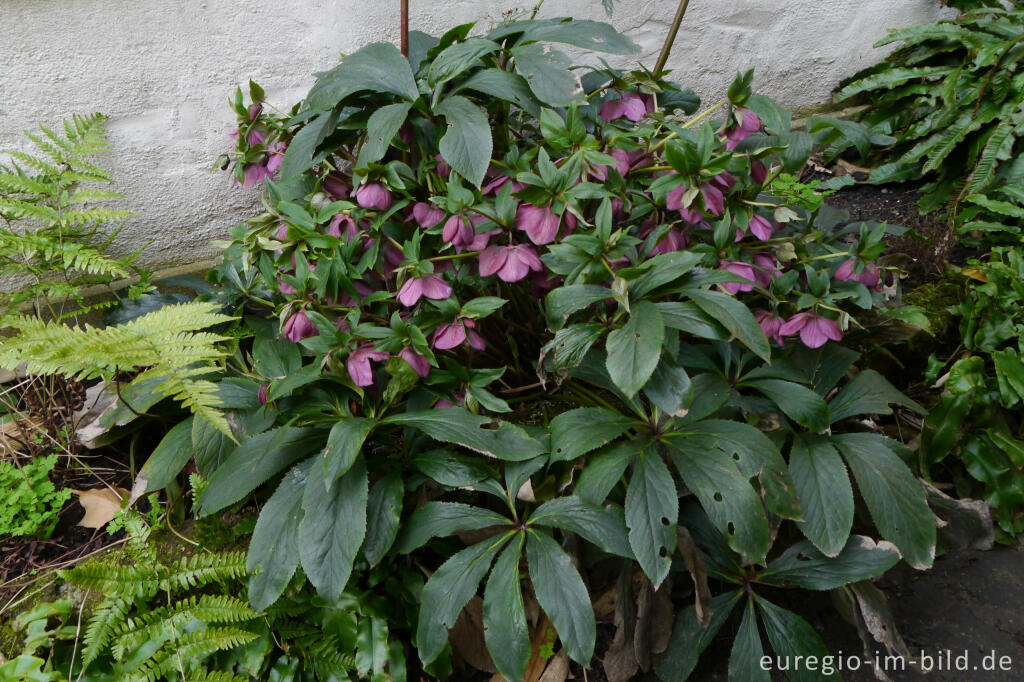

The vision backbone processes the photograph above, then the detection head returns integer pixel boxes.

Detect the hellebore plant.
[147,16,941,681]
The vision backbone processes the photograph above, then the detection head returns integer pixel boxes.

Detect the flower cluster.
[226,72,894,401]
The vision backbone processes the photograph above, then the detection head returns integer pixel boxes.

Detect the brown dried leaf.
[74,487,129,528]
[677,526,712,626]
[538,650,569,682]
[450,596,497,673]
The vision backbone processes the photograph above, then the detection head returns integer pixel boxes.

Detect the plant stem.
[530,0,546,19]
[653,0,691,76]
[400,0,409,57]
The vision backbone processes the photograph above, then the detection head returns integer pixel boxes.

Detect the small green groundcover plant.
[10,15,938,682]
[0,454,71,538]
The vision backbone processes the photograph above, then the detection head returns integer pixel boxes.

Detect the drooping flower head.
[479,243,544,283]
[718,261,757,295]
[397,274,453,306]
[515,204,560,245]
[398,346,431,378]
[599,91,655,123]
[347,343,390,387]
[725,108,763,151]
[433,317,485,351]
[354,182,393,211]
[779,312,843,349]
[283,309,319,342]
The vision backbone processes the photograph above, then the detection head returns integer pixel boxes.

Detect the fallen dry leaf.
[74,487,129,528]
[538,650,569,682]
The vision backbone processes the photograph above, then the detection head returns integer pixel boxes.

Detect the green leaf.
[356,102,412,168]
[628,252,703,297]
[833,433,935,569]
[277,110,331,180]
[656,301,729,340]
[394,502,510,553]
[304,42,419,111]
[383,408,545,460]
[356,617,389,678]
[198,426,322,514]
[545,285,610,330]
[247,461,308,610]
[574,439,642,504]
[138,416,194,494]
[483,534,530,682]
[299,457,368,601]
[363,472,404,566]
[416,535,507,665]
[529,496,632,557]
[428,38,500,87]
[434,95,493,187]
[683,287,770,361]
[413,449,497,488]
[679,421,800,520]
[653,591,741,681]
[511,43,581,108]
[756,597,840,682]
[643,356,692,416]
[789,434,853,557]
[606,300,665,398]
[668,441,770,564]
[490,18,638,54]
[455,68,541,118]
[745,379,829,432]
[758,535,900,590]
[549,407,636,463]
[322,418,375,486]
[729,599,769,682]
[625,448,677,587]
[526,530,596,666]
[828,369,923,424]
[253,336,302,379]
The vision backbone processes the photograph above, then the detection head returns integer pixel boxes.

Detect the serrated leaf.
[483,535,530,682]
[363,472,404,566]
[683,287,770,361]
[356,102,412,168]
[529,496,632,557]
[759,535,900,590]
[789,434,853,557]
[434,95,493,187]
[384,408,545,461]
[606,300,664,398]
[625,448,677,586]
[247,462,308,610]
[549,407,636,462]
[394,502,510,553]
[526,530,596,666]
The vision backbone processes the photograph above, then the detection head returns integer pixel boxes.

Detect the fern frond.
[0,302,235,432]
[60,562,161,598]
[80,596,132,666]
[166,551,248,591]
[112,595,256,659]
[123,627,258,682]
[180,671,251,682]
[0,231,131,277]
[61,207,135,226]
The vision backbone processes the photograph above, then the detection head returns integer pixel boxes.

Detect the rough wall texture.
[0,0,952,268]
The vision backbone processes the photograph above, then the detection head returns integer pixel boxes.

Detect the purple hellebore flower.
[398,346,431,378]
[397,274,453,306]
[482,173,526,196]
[752,253,782,288]
[322,174,349,199]
[442,214,475,250]
[283,309,319,342]
[651,229,687,256]
[354,182,393,211]
[277,273,297,296]
[433,318,485,351]
[347,343,390,387]
[666,182,705,223]
[754,311,786,345]
[515,204,560,245]
[411,202,446,229]
[700,182,726,216]
[751,160,769,184]
[725,108,763,151]
[779,312,843,349]
[237,162,272,188]
[328,213,360,240]
[599,91,655,123]
[266,141,286,175]
[749,214,775,241]
[479,243,544,283]
[719,261,757,295]
[834,259,881,289]
[258,383,270,405]
[435,154,451,179]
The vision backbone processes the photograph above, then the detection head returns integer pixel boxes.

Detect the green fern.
[0,113,147,322]
[0,301,236,436]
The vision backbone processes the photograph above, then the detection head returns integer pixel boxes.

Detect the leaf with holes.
[625,447,677,587]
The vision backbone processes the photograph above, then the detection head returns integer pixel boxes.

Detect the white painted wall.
[0,0,952,269]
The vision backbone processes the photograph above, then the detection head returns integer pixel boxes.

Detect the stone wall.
[0,0,952,268]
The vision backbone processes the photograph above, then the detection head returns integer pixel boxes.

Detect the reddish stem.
[401,0,409,56]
